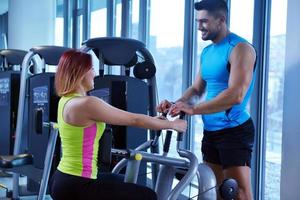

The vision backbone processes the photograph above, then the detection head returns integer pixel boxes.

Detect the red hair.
[55,50,92,96]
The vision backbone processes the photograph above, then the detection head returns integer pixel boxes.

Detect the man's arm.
[176,73,206,103]
[157,73,206,113]
[170,42,256,116]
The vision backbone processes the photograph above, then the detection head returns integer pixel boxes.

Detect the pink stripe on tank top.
[81,123,97,178]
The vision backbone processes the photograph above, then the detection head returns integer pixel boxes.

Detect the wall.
[280,0,300,199]
[8,0,55,50]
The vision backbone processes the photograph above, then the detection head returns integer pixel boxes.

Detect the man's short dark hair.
[194,0,228,18]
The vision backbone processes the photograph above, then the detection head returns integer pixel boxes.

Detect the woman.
[50,50,187,200]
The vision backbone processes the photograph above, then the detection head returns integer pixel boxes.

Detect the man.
[157,0,256,199]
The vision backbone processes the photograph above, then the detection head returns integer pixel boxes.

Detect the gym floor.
[0,172,52,200]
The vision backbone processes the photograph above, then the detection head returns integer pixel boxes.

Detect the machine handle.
[35,108,44,134]
[176,113,185,142]
[163,130,173,153]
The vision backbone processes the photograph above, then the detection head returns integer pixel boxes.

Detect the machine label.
[0,78,10,106]
[33,86,48,104]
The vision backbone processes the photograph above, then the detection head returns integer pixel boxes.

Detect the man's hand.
[156,99,173,114]
[169,101,194,117]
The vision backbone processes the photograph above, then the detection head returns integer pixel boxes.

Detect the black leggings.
[50,170,157,200]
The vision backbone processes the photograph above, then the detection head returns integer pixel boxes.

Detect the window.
[264,0,287,199]
[149,0,185,157]
[130,0,139,39]
[55,0,64,46]
[230,0,254,43]
[191,33,210,162]
[90,0,107,38]
[115,0,122,37]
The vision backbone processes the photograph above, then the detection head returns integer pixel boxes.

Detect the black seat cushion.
[0,154,33,168]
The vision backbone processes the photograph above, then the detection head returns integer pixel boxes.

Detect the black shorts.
[50,170,157,200]
[201,118,255,169]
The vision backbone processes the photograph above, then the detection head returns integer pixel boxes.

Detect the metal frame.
[120,0,131,75]
[82,0,91,41]
[37,123,58,200]
[226,0,231,27]
[182,0,197,150]
[106,0,116,75]
[72,0,78,48]
[111,139,199,200]
[139,0,150,44]
[12,50,51,199]
[62,0,69,47]
[121,0,130,38]
[251,0,271,199]
[107,0,116,37]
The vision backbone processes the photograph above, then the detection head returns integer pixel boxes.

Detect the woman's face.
[82,67,96,91]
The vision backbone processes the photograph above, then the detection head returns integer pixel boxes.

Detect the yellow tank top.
[57,93,105,179]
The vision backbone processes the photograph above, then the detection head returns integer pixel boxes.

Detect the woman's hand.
[171,118,187,133]
[154,114,187,133]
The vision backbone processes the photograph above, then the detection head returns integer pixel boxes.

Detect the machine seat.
[0,154,33,168]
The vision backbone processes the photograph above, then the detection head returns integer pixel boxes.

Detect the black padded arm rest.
[0,154,33,168]
[30,46,72,65]
[0,49,27,65]
[98,127,112,173]
[82,37,145,65]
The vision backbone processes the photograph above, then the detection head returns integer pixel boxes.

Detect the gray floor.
[0,171,52,200]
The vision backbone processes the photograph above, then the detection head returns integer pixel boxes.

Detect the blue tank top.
[200,33,256,131]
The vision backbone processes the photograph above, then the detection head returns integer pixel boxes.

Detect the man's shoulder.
[228,33,249,46]
[229,32,246,40]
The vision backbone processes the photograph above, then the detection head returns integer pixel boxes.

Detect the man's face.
[196,10,222,41]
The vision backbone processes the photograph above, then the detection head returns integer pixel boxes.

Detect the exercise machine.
[81,37,159,185]
[0,49,27,155]
[111,115,238,200]
[112,115,199,200]
[0,46,70,200]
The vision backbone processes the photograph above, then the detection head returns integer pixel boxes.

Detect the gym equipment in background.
[0,49,27,155]
[0,46,70,200]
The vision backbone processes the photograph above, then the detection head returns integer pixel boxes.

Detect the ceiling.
[0,0,8,15]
